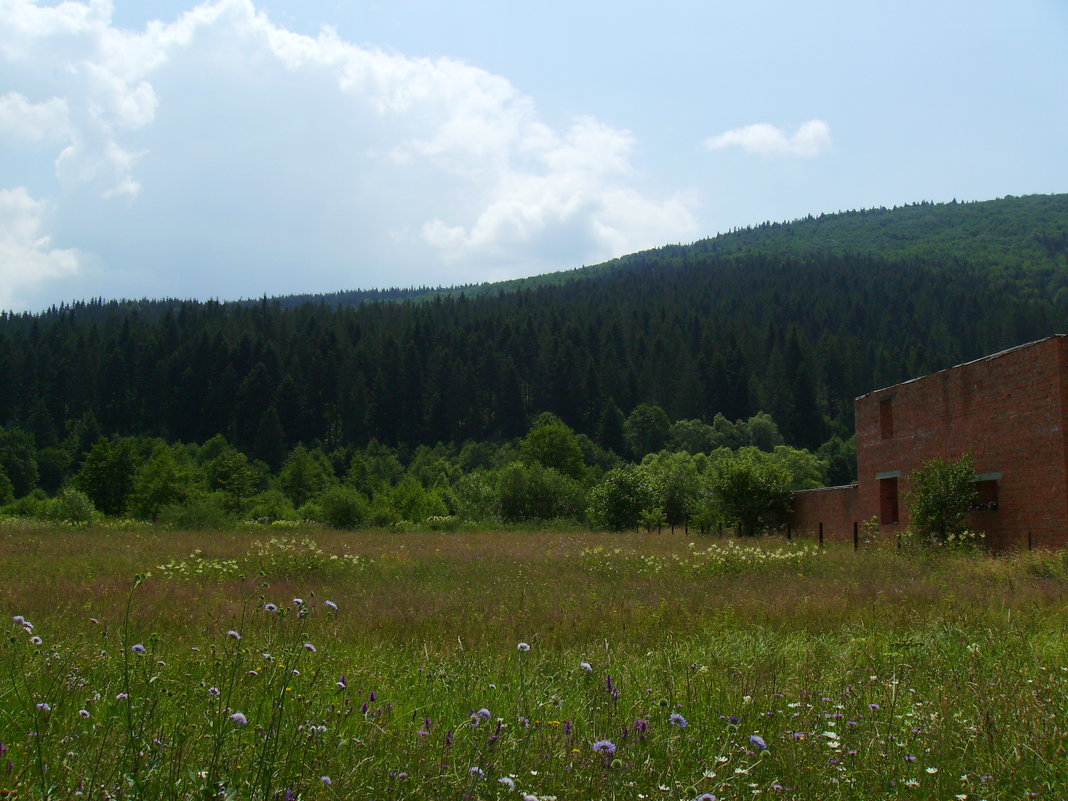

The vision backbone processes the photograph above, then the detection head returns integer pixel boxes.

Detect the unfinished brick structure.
[791,335,1068,549]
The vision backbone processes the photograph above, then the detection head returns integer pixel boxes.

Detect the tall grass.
[0,523,1065,799]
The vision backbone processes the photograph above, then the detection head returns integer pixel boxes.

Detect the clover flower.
[230,712,248,726]
[593,739,616,755]
[670,712,688,728]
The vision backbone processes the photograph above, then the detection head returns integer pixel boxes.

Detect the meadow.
[0,520,1065,800]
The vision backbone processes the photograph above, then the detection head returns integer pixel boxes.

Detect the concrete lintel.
[875,470,901,480]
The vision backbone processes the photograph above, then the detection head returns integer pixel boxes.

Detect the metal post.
[818,522,824,549]
[853,521,859,552]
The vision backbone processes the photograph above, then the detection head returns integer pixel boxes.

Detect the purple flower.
[292,598,304,606]
[592,739,616,755]
[79,709,90,718]
[670,712,688,728]
[303,642,316,652]
[336,675,347,689]
[230,712,248,726]
[12,616,25,625]
[580,661,592,672]
[477,707,491,719]
[320,776,332,786]
[869,703,880,710]
[264,603,278,612]
[905,755,917,762]
[35,702,51,712]
[208,687,220,696]
[750,734,768,751]
[498,777,515,790]
[727,715,739,724]
[131,643,146,654]
[227,630,241,640]
[29,635,42,645]
[325,600,338,611]
[633,719,650,733]
[468,766,484,777]
[695,795,718,801]
[116,693,128,700]
[516,641,530,651]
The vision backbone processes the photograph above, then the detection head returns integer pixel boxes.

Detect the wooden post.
[818,522,824,549]
[853,521,859,552]
[786,524,792,541]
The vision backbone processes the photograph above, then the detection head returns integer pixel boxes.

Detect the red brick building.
[791,335,1068,549]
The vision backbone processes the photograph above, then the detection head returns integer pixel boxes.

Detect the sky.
[2,0,1067,312]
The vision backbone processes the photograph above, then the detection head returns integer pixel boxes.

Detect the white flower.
[517,642,531,652]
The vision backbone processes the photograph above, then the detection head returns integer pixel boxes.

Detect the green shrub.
[246,489,298,523]
[158,492,234,530]
[316,486,369,529]
[1,488,49,518]
[46,487,97,525]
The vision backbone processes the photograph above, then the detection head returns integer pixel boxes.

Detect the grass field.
[1,521,1066,800]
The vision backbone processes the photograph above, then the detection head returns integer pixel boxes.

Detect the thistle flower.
[593,739,616,755]
[750,734,768,751]
[516,641,530,652]
[670,712,688,728]
[131,643,146,654]
[230,712,248,726]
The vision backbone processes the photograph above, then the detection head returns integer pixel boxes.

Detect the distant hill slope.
[3,193,1067,458]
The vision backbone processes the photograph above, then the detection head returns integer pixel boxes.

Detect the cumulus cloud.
[704,119,831,157]
[0,0,697,306]
[0,187,80,310]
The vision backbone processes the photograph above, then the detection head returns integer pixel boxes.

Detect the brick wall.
[854,335,1068,549]
[790,484,858,542]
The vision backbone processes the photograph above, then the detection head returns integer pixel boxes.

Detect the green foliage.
[707,449,792,537]
[387,477,449,523]
[623,403,671,459]
[35,446,72,494]
[639,450,702,526]
[816,434,858,485]
[519,412,587,480]
[74,436,142,516]
[0,426,38,497]
[276,444,335,507]
[906,453,979,543]
[497,461,584,522]
[129,444,206,520]
[0,465,12,506]
[246,489,298,523]
[46,487,97,525]
[447,469,499,523]
[315,485,369,529]
[587,464,658,530]
[158,492,234,530]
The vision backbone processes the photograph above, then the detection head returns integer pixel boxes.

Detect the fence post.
[1028,531,1033,551]
[786,524,792,541]
[853,521,859,552]
[818,522,824,549]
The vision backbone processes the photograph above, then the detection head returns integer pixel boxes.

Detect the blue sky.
[2,0,1066,311]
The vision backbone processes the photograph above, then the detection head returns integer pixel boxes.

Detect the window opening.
[879,476,899,524]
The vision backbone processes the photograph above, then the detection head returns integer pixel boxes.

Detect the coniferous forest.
[1,193,1067,528]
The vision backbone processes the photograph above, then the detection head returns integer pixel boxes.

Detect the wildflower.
[696,795,718,801]
[750,734,768,751]
[580,661,592,672]
[523,796,539,801]
[869,703,880,710]
[292,598,304,606]
[670,712,688,728]
[131,644,146,654]
[230,712,248,726]
[325,600,338,611]
[89,617,99,624]
[634,719,650,733]
[116,693,128,700]
[477,707,491,719]
[30,635,42,645]
[906,755,917,762]
[337,675,347,689]
[208,687,220,696]
[498,777,515,790]
[320,776,332,786]
[468,766,484,777]
[264,603,278,612]
[303,643,316,652]
[35,702,51,712]
[592,739,616,755]
[12,616,24,625]
[227,630,241,640]
[926,767,939,774]
[79,709,90,718]
[517,641,530,651]
[728,715,739,724]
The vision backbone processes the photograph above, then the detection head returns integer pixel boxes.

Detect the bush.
[907,453,978,543]
[158,493,234,530]
[47,487,97,525]
[587,465,657,531]
[1,488,49,518]
[246,489,298,523]
[316,486,369,529]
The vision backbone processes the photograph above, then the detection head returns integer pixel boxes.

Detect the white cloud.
[0,93,72,143]
[0,0,698,305]
[0,187,80,311]
[704,119,831,157]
